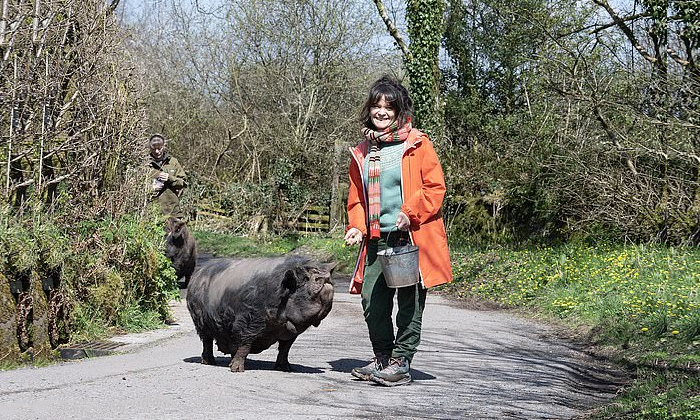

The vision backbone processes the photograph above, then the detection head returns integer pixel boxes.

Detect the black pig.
[186,256,335,372]
[164,217,197,288]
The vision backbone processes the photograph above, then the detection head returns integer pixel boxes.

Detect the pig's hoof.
[201,356,215,365]
[230,360,245,372]
[274,362,292,372]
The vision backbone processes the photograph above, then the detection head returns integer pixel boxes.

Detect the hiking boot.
[369,356,412,387]
[351,354,390,380]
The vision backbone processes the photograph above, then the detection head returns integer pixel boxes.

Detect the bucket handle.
[386,226,410,246]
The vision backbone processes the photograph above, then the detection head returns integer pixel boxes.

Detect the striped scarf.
[361,121,412,239]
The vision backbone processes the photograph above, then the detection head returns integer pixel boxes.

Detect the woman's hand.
[395,212,410,230]
[344,227,364,246]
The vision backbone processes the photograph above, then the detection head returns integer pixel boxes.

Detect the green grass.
[192,231,298,257]
[442,243,700,419]
[192,230,357,271]
[592,371,700,419]
[68,303,112,343]
[116,304,170,333]
[444,244,699,349]
[0,360,23,371]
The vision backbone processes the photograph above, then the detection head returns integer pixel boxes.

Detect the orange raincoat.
[346,128,452,294]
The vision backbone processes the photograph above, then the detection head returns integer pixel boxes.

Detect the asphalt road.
[0,273,628,419]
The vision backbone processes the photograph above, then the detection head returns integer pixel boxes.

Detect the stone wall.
[0,270,64,364]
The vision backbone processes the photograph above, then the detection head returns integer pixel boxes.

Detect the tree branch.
[667,47,690,67]
[107,0,120,16]
[592,102,638,176]
[372,0,412,61]
[212,116,248,175]
[0,0,8,46]
[592,0,663,70]
[579,12,649,37]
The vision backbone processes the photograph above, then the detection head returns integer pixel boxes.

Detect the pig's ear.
[282,269,298,293]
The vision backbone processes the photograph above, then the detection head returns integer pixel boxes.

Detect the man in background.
[148,133,187,219]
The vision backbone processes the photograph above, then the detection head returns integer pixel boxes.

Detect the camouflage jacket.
[149,155,187,218]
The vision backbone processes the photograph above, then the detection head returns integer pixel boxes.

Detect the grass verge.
[442,244,699,419]
[192,230,357,270]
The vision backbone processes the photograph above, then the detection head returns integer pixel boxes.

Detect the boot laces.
[389,357,405,366]
[384,357,407,372]
[373,355,389,369]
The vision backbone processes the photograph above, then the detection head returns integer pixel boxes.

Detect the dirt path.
[0,266,628,419]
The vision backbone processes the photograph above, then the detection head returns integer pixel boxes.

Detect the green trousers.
[361,232,427,363]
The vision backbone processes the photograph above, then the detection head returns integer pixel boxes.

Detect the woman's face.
[370,96,396,131]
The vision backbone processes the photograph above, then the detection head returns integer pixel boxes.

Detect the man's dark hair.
[149,133,165,148]
[359,76,414,130]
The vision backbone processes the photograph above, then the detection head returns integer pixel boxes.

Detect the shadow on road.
[183,356,324,374]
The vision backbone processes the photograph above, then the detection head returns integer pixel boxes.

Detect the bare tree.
[588,0,699,243]
[1,0,146,215]
[127,0,397,231]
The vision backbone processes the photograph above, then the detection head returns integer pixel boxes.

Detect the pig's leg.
[230,342,251,372]
[201,334,215,365]
[274,337,297,372]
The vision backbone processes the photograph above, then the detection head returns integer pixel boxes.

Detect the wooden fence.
[192,203,333,234]
[290,205,330,232]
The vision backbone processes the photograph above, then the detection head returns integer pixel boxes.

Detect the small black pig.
[186,256,335,372]
[164,217,197,288]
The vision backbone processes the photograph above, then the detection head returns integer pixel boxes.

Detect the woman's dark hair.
[359,76,413,130]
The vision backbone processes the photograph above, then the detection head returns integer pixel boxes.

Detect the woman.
[344,76,452,387]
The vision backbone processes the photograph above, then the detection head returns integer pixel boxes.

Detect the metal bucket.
[376,231,420,288]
